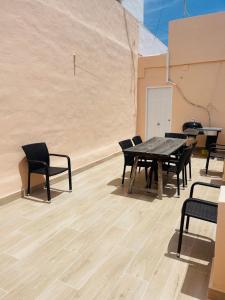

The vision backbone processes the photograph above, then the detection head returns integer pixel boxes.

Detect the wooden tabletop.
[124,137,186,159]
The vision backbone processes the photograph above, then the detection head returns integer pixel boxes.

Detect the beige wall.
[0,0,139,199]
[137,54,169,138]
[137,12,225,145]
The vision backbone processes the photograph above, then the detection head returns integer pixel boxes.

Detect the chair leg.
[68,168,72,191]
[149,167,153,188]
[68,170,72,191]
[130,165,133,178]
[145,167,148,182]
[177,212,185,257]
[122,164,126,184]
[46,175,51,202]
[177,173,180,197]
[182,170,185,188]
[189,161,192,179]
[167,162,170,175]
[185,166,187,185]
[154,162,158,181]
[27,171,31,195]
[185,216,190,232]
[205,155,210,174]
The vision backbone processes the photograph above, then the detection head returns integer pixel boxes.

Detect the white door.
[146,87,173,139]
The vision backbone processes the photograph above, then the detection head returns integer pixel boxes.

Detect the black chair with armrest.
[177,181,220,257]
[183,141,197,183]
[118,139,151,184]
[163,147,192,196]
[165,132,188,156]
[132,135,148,173]
[205,143,225,174]
[22,143,72,202]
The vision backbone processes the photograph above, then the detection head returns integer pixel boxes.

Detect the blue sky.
[144,0,225,45]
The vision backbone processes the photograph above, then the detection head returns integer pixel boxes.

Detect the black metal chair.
[165,132,188,158]
[205,143,225,174]
[22,143,72,202]
[132,135,145,173]
[177,181,220,257]
[165,132,187,139]
[163,147,192,196]
[118,139,151,184]
[132,135,143,145]
[183,141,197,184]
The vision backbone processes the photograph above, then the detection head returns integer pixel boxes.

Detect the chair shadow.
[107,170,181,202]
[165,230,215,299]
[18,158,45,196]
[23,188,64,203]
[199,168,223,178]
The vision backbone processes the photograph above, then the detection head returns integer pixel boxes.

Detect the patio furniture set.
[20,134,225,257]
[119,134,195,199]
[119,133,224,257]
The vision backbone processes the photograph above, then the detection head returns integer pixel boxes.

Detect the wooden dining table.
[124,137,187,199]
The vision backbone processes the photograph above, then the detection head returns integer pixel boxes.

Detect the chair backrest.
[118,139,134,165]
[22,143,50,168]
[118,139,133,151]
[165,132,187,139]
[132,135,143,145]
[177,147,192,173]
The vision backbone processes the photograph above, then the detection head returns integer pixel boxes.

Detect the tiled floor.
[0,154,223,299]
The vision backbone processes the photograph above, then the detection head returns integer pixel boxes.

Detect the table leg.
[157,160,163,200]
[128,156,139,193]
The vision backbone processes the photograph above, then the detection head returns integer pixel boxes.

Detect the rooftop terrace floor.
[0,154,223,300]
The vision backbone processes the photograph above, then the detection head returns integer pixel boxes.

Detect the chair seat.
[32,166,68,176]
[185,198,217,223]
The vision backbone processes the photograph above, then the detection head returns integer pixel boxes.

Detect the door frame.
[145,86,173,140]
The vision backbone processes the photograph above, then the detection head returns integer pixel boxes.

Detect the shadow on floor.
[200,168,223,178]
[23,187,66,203]
[107,169,186,201]
[165,230,214,299]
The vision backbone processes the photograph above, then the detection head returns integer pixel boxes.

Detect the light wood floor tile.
[106,274,148,300]
[61,226,128,289]
[37,280,78,300]
[0,154,221,299]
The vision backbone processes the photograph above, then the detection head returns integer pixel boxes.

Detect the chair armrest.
[190,181,220,198]
[49,154,71,169]
[49,153,70,159]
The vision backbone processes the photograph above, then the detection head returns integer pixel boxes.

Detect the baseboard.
[208,288,225,300]
[0,151,121,206]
